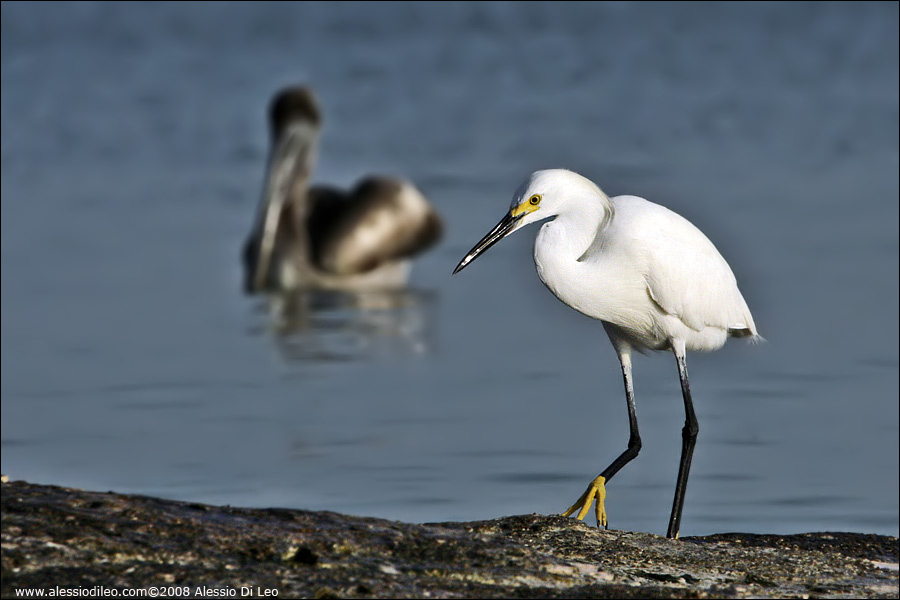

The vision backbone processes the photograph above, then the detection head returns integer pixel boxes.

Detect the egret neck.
[534,187,612,317]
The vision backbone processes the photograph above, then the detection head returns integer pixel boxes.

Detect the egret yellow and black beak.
[452,211,523,275]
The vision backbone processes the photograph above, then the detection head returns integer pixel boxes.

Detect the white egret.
[452,169,761,539]
[243,86,443,294]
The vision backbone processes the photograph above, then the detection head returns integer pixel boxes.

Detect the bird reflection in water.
[241,85,443,362]
[254,287,439,363]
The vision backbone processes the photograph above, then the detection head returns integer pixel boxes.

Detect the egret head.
[452,169,606,275]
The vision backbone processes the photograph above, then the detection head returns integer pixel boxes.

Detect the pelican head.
[243,86,322,293]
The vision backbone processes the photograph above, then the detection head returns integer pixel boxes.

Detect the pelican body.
[453,169,760,539]
[243,86,442,294]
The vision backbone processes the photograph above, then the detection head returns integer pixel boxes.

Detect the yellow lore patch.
[510,194,541,217]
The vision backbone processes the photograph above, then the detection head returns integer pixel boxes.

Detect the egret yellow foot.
[562,475,608,528]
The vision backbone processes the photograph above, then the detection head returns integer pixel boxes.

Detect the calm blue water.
[2,1,897,538]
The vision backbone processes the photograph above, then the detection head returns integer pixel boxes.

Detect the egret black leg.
[667,352,699,539]
[599,358,642,485]
[563,352,641,527]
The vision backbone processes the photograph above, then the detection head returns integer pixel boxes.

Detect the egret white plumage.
[452,168,760,539]
[243,86,443,294]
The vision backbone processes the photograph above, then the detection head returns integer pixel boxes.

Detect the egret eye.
[529,195,541,205]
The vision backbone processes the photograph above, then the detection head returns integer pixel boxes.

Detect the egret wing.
[638,208,757,336]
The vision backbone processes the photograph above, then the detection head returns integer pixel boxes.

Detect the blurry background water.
[1,1,897,538]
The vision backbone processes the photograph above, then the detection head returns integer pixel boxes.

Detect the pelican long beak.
[247,122,317,293]
[452,211,523,275]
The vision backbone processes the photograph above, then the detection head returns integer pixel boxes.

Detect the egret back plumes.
[453,168,761,539]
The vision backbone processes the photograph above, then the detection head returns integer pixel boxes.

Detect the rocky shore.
[2,478,897,598]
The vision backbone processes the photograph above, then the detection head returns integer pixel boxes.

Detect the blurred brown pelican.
[242,86,443,294]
